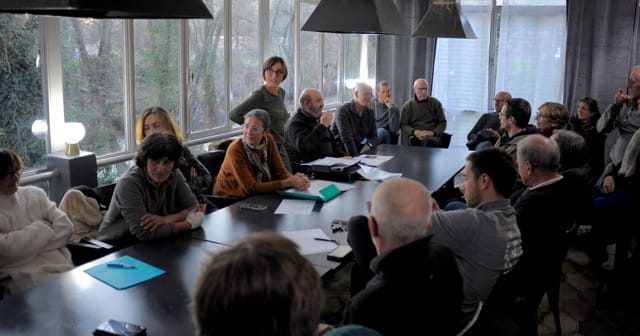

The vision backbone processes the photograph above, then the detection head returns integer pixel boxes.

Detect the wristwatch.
[367,142,375,148]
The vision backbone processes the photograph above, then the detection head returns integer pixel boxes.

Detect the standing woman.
[215,109,309,198]
[569,97,606,182]
[0,149,74,296]
[230,56,292,172]
[136,106,212,202]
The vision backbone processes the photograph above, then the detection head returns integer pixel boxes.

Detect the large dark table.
[0,145,469,334]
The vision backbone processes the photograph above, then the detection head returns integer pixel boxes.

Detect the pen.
[107,263,136,269]
[314,237,338,243]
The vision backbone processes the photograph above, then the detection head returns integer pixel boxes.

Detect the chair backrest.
[197,149,226,186]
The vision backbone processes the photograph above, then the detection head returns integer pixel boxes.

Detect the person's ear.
[368,216,379,238]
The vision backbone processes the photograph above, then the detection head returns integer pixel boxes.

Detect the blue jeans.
[377,128,391,145]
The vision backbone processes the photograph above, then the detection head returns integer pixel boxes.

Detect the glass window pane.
[230,0,260,118]
[134,20,180,120]
[189,0,227,133]
[299,2,321,93]
[322,33,342,105]
[269,0,295,112]
[344,34,376,101]
[61,19,125,156]
[0,14,46,171]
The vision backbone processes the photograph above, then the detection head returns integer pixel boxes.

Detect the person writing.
[98,133,205,248]
[229,56,293,172]
[0,149,74,296]
[214,109,310,198]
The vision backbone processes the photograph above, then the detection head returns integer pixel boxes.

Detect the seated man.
[330,82,377,156]
[508,134,581,334]
[215,109,310,198]
[285,88,344,164]
[344,177,463,335]
[98,133,205,248]
[400,78,448,147]
[466,91,511,150]
[370,80,400,144]
[0,149,74,296]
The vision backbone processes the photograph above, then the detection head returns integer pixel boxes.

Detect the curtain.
[564,0,640,115]
[496,0,567,116]
[375,0,437,105]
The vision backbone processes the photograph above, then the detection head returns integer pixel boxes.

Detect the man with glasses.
[466,91,512,150]
[330,82,378,156]
[400,78,448,147]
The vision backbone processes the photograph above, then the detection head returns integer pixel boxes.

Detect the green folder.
[84,255,166,290]
[277,183,341,202]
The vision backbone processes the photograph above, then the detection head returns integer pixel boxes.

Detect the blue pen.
[107,262,136,269]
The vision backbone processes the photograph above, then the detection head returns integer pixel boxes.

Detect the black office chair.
[197,150,242,208]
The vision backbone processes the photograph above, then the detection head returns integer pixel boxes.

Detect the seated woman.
[98,133,205,248]
[136,106,212,202]
[214,109,310,198]
[0,149,74,296]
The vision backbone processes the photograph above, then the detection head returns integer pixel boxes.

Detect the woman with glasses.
[229,56,292,172]
[535,102,570,137]
[0,149,74,296]
[214,109,309,198]
[569,97,605,182]
[136,106,212,205]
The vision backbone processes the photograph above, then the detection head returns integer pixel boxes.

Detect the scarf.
[242,137,272,182]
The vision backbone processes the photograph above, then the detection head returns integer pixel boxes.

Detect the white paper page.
[281,228,337,255]
[302,157,360,166]
[357,164,402,181]
[274,199,316,215]
[358,154,393,167]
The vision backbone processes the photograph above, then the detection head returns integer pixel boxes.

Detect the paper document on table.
[303,157,360,166]
[357,164,402,181]
[275,198,316,215]
[358,154,393,166]
[281,228,337,255]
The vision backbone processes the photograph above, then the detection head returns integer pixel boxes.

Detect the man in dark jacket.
[343,177,463,336]
[285,88,344,164]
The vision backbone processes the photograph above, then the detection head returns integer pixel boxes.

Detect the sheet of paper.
[357,164,402,181]
[358,154,393,167]
[274,198,316,215]
[281,228,337,255]
[303,157,360,166]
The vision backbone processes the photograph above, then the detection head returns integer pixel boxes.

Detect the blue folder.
[84,255,166,290]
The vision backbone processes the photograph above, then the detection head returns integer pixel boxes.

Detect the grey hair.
[354,82,371,95]
[377,80,390,91]
[299,91,312,107]
[517,134,560,172]
[244,109,272,129]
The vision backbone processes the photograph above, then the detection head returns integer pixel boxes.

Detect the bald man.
[466,91,512,150]
[400,78,448,147]
[343,177,462,336]
[285,88,344,164]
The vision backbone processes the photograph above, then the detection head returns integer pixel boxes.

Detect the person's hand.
[319,110,333,127]
[284,173,310,190]
[360,144,372,153]
[614,89,630,106]
[140,213,169,231]
[190,166,197,179]
[186,204,206,229]
[314,323,334,336]
[383,96,393,109]
[414,130,433,140]
[488,129,500,138]
[601,176,616,194]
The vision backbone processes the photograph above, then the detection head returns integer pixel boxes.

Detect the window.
[433,0,566,119]
[269,0,295,112]
[230,0,260,115]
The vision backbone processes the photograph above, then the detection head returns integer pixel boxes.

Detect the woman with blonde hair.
[136,106,211,202]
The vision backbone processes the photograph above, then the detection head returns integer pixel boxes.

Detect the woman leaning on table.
[97,133,205,249]
[229,56,293,172]
[214,108,310,198]
[0,149,74,297]
[136,106,212,203]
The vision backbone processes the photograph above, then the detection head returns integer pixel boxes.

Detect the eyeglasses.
[266,68,285,77]
[535,112,549,120]
[243,125,264,133]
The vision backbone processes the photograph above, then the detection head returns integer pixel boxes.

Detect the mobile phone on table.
[327,245,352,262]
[239,202,268,211]
[93,319,147,336]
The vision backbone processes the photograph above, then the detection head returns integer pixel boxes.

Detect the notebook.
[84,255,166,290]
